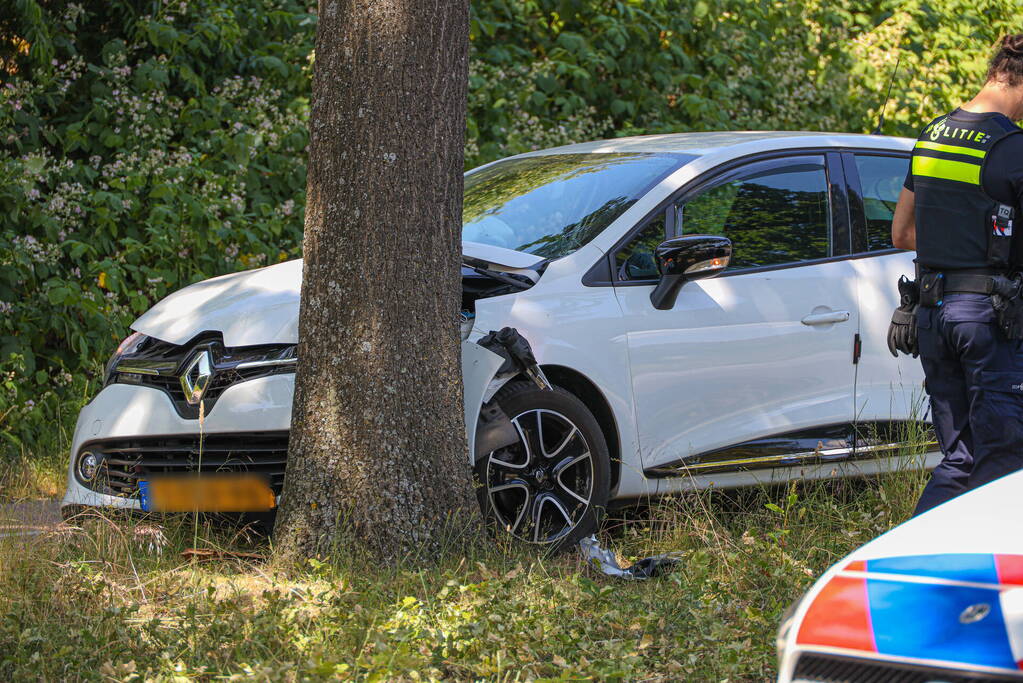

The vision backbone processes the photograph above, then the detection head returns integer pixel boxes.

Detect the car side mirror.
[649,235,732,310]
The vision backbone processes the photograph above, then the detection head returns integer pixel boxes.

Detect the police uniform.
[907,108,1023,514]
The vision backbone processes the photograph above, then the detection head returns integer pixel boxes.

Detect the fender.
[461,340,511,465]
[464,327,557,465]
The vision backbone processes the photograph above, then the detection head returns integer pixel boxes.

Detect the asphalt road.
[0,499,61,538]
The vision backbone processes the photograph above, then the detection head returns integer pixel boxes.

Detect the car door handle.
[801,310,851,326]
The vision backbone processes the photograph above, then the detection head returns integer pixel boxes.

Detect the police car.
[776,468,1023,681]
[62,131,935,549]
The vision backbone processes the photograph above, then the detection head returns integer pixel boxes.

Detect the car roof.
[518,131,914,157]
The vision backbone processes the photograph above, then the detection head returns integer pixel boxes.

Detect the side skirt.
[643,422,936,478]
[655,449,942,495]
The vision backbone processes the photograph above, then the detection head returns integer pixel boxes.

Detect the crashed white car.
[776,469,1023,682]
[63,131,935,549]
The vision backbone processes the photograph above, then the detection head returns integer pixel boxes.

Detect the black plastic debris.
[474,398,520,459]
[478,327,553,390]
[579,535,682,580]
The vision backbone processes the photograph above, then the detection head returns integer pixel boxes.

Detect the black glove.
[887,275,919,358]
[992,274,1023,339]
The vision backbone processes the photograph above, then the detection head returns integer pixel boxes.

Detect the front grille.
[793,653,1023,682]
[80,432,289,499]
[119,364,295,418]
[109,334,296,419]
[203,366,291,404]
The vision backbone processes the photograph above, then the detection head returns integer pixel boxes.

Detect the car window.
[677,156,831,270]
[614,213,666,281]
[462,152,694,261]
[854,154,908,251]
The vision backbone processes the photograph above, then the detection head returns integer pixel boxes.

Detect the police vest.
[911,111,1022,271]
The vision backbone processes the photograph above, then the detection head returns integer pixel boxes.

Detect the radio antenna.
[872,53,902,135]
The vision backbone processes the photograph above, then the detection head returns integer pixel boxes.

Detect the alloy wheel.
[485,408,594,544]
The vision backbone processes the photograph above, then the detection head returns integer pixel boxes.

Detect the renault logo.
[959,602,991,624]
[180,350,213,406]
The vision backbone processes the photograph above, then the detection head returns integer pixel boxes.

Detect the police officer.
[890,34,1023,515]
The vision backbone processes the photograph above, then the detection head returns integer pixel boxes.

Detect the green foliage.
[0,0,313,450]
[465,0,1023,161]
[2,0,1021,455]
[838,0,1023,138]
[465,0,882,163]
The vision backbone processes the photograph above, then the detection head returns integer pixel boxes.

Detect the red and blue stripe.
[796,553,1023,671]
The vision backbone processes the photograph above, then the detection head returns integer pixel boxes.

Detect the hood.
[132,259,303,347]
[791,470,1023,675]
[461,240,545,283]
[131,242,542,347]
[848,469,1023,562]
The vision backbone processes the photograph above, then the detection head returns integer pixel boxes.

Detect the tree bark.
[273,0,477,564]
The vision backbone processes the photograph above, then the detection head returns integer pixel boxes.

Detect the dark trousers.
[914,293,1023,515]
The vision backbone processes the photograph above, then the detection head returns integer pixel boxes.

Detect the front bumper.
[777,551,1023,681]
[63,340,509,512]
[780,650,1023,682]
[62,374,296,511]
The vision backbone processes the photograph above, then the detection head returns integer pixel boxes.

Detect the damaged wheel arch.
[471,365,622,492]
[474,380,611,551]
[466,330,620,477]
[463,328,616,550]
[468,326,553,466]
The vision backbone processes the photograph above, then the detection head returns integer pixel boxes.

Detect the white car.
[776,469,1023,682]
[62,131,936,549]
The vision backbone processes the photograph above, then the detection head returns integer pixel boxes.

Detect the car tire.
[474,381,611,553]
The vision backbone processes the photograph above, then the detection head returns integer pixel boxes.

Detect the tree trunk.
[273,0,476,564]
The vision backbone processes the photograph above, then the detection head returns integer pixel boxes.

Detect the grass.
[0,403,77,502]
[0,439,933,681]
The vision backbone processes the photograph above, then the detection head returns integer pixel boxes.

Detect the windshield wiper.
[464,264,534,290]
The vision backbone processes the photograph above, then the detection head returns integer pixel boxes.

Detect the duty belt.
[918,267,1005,295]
[943,273,999,294]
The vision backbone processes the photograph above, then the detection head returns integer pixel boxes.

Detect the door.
[612,154,861,473]
[843,152,927,430]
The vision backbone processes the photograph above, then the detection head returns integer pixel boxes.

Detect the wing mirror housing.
[650,235,732,310]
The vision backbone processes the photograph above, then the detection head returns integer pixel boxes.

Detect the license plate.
[138,474,276,512]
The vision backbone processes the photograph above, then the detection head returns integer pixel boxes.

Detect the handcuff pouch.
[918,272,944,308]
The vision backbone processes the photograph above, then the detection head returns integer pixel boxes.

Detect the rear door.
[612,153,861,475]
[844,152,927,432]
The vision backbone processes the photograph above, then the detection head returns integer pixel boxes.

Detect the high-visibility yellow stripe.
[914,140,988,158]
[912,155,981,184]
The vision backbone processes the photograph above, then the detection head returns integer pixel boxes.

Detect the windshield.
[462,152,693,260]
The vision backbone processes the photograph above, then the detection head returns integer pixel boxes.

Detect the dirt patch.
[0,499,61,537]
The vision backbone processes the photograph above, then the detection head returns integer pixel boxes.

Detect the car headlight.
[77,452,101,482]
[104,331,148,384]
[776,590,807,668]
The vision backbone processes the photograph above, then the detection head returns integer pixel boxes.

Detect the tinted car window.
[463,152,692,260]
[614,213,666,281]
[854,154,908,251]
[678,157,831,270]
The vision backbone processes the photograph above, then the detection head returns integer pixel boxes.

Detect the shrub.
[0,0,312,452]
